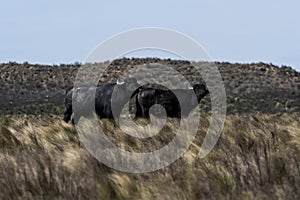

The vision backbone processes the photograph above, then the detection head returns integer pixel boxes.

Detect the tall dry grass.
[0,113,299,199]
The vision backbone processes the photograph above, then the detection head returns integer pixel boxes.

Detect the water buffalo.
[135,84,209,119]
[63,77,140,123]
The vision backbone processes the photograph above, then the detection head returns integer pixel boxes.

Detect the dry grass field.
[0,113,299,199]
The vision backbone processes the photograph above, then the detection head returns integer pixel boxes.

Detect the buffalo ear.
[188,86,193,90]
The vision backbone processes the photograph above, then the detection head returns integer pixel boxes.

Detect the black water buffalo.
[63,77,140,123]
[135,84,209,119]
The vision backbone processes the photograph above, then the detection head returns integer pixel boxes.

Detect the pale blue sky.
[1,0,299,71]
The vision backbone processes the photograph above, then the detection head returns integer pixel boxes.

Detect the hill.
[0,58,299,115]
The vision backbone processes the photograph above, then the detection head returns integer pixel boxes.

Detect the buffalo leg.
[135,98,144,118]
[63,105,72,123]
[141,106,150,119]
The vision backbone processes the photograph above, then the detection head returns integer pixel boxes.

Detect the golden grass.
[0,113,299,199]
